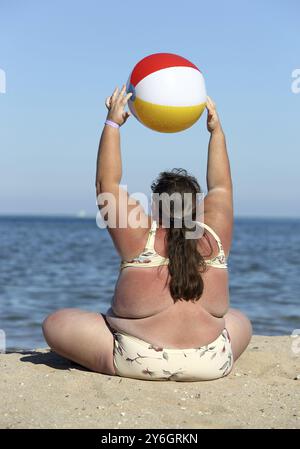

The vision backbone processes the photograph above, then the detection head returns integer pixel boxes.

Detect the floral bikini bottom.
[102,315,233,381]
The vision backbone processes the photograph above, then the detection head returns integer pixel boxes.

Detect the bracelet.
[105,119,120,129]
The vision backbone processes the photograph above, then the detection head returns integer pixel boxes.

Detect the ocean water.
[0,216,299,350]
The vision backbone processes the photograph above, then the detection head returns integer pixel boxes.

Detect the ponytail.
[151,169,213,303]
[166,222,207,302]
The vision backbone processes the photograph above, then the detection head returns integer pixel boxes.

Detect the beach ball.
[126,53,206,133]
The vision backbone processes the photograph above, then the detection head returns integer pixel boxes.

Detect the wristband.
[105,119,120,129]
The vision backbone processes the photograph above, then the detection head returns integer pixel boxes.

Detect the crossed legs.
[42,307,252,376]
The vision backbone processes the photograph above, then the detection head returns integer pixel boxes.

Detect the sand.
[0,336,299,429]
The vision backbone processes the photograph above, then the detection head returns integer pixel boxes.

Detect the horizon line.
[0,213,299,220]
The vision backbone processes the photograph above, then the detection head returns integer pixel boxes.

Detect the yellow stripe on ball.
[134,97,206,133]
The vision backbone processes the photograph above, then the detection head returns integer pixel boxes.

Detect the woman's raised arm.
[95,85,131,195]
[203,97,233,256]
[95,85,150,258]
[206,96,232,192]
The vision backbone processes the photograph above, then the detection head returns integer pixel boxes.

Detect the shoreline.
[0,335,299,429]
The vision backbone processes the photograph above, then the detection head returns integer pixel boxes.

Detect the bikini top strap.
[198,222,224,252]
[145,220,224,253]
[144,220,157,250]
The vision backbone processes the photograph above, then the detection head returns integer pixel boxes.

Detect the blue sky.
[0,0,299,217]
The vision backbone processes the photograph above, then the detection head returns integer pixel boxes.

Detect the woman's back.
[105,220,230,348]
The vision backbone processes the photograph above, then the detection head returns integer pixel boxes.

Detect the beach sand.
[0,336,299,429]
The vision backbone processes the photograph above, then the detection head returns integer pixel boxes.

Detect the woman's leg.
[224,308,252,361]
[42,308,116,375]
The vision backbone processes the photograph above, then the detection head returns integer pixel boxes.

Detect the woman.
[42,85,252,381]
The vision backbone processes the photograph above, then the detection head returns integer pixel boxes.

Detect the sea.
[0,216,299,351]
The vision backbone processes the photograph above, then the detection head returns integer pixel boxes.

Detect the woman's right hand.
[105,84,133,126]
[206,96,222,134]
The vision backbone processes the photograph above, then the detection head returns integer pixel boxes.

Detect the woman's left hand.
[105,84,133,126]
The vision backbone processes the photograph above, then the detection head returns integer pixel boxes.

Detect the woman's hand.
[105,84,133,126]
[206,96,222,134]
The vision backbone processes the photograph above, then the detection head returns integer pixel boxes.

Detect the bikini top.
[120,220,228,270]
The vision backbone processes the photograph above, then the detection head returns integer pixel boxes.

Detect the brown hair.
[151,168,212,302]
